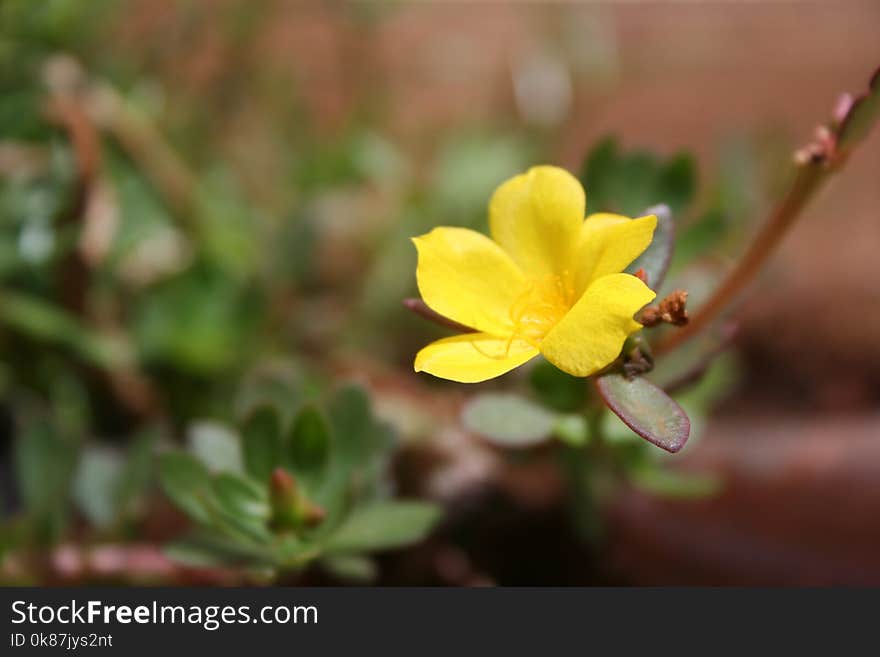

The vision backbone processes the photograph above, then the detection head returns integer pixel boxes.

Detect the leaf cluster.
[158,384,440,582]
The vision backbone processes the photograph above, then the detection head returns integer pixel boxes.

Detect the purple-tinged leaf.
[595,374,690,453]
[836,64,880,150]
[628,204,674,290]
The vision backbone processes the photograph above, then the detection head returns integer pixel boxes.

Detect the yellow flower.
[412,165,657,383]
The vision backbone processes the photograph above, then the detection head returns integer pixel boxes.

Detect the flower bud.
[269,467,325,532]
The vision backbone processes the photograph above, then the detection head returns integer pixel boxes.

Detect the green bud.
[268,467,325,532]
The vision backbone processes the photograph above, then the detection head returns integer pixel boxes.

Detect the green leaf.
[274,533,306,559]
[595,374,690,453]
[235,367,301,425]
[273,533,322,569]
[674,208,727,267]
[48,373,89,441]
[580,137,697,217]
[287,405,331,489]
[163,538,233,569]
[629,467,722,499]
[580,136,619,210]
[328,384,389,468]
[72,446,125,529]
[187,421,242,474]
[210,473,273,544]
[328,384,371,442]
[116,427,158,520]
[461,393,556,448]
[157,452,214,524]
[553,415,589,447]
[13,419,77,541]
[241,405,283,482]
[132,263,260,375]
[0,291,131,368]
[298,384,397,523]
[657,153,697,217]
[321,554,378,583]
[194,172,261,278]
[324,502,440,554]
[628,204,674,290]
[164,529,274,569]
[433,133,534,221]
[212,473,270,521]
[529,358,587,412]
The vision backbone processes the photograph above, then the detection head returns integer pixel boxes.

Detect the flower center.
[507,272,574,347]
[469,272,575,362]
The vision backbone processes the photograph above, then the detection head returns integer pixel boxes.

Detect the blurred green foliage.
[580,136,696,217]
[0,1,766,583]
[0,2,447,582]
[159,384,439,581]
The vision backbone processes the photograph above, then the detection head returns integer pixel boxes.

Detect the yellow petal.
[414,333,539,383]
[572,213,656,297]
[413,227,526,336]
[540,273,656,377]
[489,166,585,278]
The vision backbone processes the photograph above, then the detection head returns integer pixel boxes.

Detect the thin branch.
[44,76,162,421]
[45,95,100,315]
[655,164,827,355]
[85,83,199,230]
[655,64,879,356]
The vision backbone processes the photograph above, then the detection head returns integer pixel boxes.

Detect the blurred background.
[1,0,879,585]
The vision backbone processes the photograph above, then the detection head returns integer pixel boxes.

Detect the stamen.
[500,272,574,354]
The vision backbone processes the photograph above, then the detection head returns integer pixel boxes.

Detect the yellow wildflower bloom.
[412,165,657,383]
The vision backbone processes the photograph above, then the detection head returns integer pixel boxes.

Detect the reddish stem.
[403,298,476,333]
[655,164,827,355]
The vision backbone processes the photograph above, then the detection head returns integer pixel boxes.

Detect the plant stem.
[586,405,605,451]
[655,63,880,356]
[46,95,99,316]
[655,161,829,355]
[85,82,199,231]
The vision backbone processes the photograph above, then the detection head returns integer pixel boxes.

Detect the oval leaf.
[14,420,76,530]
[211,473,273,544]
[165,529,272,568]
[157,452,214,524]
[72,447,125,529]
[628,204,674,290]
[462,393,556,448]
[595,374,690,453]
[241,405,282,482]
[328,384,392,469]
[287,405,331,487]
[212,473,270,521]
[187,420,242,474]
[324,385,396,507]
[323,501,440,554]
[320,554,378,583]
